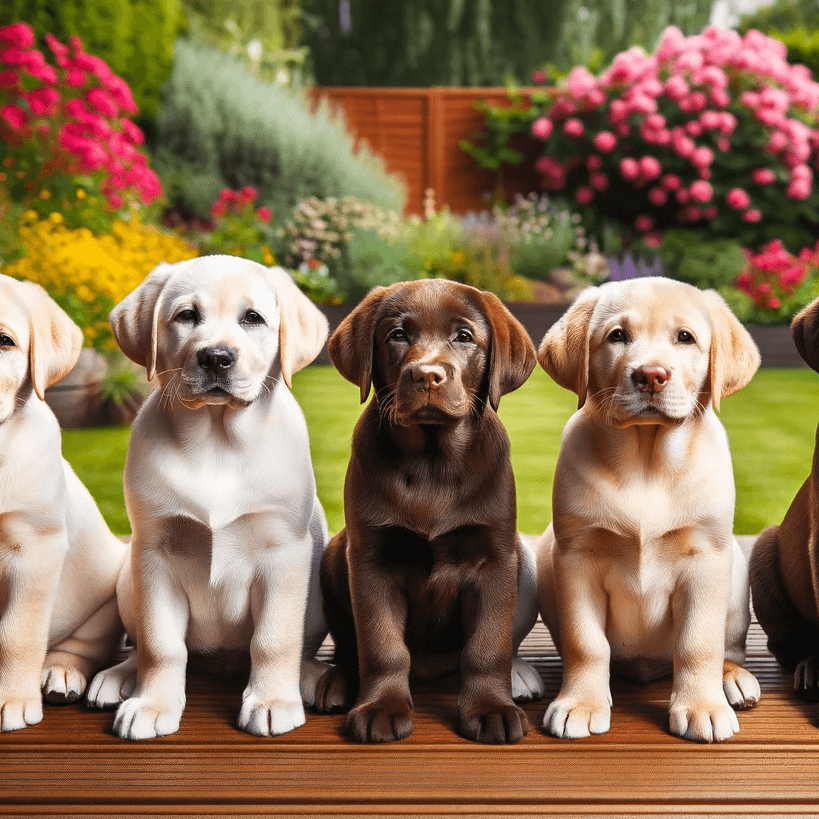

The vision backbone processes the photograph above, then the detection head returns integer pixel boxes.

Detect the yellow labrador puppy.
[87,256,330,739]
[0,274,126,731]
[536,278,761,743]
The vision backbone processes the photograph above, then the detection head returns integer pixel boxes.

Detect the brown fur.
[315,280,536,744]
[749,297,819,695]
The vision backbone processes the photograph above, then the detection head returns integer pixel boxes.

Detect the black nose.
[197,346,236,373]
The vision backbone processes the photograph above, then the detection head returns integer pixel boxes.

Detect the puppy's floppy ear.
[18,280,83,400]
[703,289,760,411]
[538,287,601,409]
[328,285,389,403]
[476,291,536,410]
[792,296,819,373]
[266,267,329,387]
[109,261,176,380]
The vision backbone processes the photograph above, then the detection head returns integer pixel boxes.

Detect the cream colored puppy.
[536,278,761,743]
[87,255,330,740]
[0,274,126,731]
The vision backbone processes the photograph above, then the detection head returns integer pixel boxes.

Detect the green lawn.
[62,365,817,537]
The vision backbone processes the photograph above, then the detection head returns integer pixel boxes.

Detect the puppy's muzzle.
[632,365,669,395]
[197,346,237,375]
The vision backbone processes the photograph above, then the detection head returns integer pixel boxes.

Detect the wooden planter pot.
[45,348,107,429]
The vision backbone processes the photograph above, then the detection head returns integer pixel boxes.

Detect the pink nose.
[414,363,446,390]
[633,365,669,394]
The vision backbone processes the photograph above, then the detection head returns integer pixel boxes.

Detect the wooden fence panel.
[311,87,543,215]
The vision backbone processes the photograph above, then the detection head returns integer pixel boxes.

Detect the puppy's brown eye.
[242,310,265,325]
[677,330,695,344]
[454,329,473,343]
[388,329,408,342]
[608,328,627,343]
[175,308,198,323]
[0,334,14,347]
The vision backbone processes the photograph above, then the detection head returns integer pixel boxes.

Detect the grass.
[62,365,817,537]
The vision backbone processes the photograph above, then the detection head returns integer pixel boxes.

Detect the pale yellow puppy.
[0,274,126,731]
[88,256,330,740]
[536,277,761,743]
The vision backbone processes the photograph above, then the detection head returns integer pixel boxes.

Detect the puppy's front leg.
[669,549,738,743]
[113,545,188,740]
[459,552,528,744]
[346,546,413,743]
[238,539,310,737]
[543,548,612,739]
[0,525,65,731]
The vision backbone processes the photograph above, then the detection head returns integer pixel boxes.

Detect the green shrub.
[153,40,405,223]
[0,0,181,121]
[652,230,747,291]
[737,0,819,34]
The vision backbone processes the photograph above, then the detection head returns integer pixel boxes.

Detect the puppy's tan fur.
[536,278,761,743]
[88,256,329,740]
[749,297,819,695]
[0,274,126,731]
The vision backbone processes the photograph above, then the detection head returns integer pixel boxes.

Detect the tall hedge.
[153,40,405,221]
[0,0,181,121]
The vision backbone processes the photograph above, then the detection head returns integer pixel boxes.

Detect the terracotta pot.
[44,348,107,429]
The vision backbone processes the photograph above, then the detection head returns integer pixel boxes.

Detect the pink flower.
[590,172,609,191]
[661,173,681,191]
[120,118,145,145]
[566,66,597,99]
[27,87,60,116]
[768,297,781,309]
[684,121,703,138]
[536,155,564,184]
[211,200,227,218]
[685,206,703,222]
[531,69,547,84]
[676,188,690,204]
[689,180,713,203]
[241,185,258,202]
[619,157,640,180]
[257,206,272,223]
[644,232,662,248]
[0,103,26,130]
[586,155,602,171]
[0,23,34,50]
[648,186,668,206]
[691,146,714,168]
[104,75,138,114]
[638,155,661,180]
[635,214,654,232]
[532,117,553,140]
[0,69,18,87]
[66,68,86,87]
[86,87,117,117]
[742,208,762,223]
[108,192,123,209]
[751,168,776,185]
[726,188,751,209]
[219,188,235,202]
[717,137,731,152]
[704,206,718,219]
[45,34,69,58]
[787,180,811,200]
[575,187,594,205]
[699,110,721,131]
[593,131,617,153]
[563,118,585,138]
[664,75,688,100]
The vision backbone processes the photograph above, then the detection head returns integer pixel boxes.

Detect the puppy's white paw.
[41,664,86,704]
[543,696,611,739]
[511,657,545,703]
[87,655,137,709]
[669,698,739,743]
[0,692,43,731]
[300,657,332,707]
[723,661,760,710]
[114,696,183,740]
[237,693,305,736]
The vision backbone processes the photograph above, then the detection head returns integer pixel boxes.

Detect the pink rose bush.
[733,239,819,322]
[0,22,161,226]
[529,25,819,248]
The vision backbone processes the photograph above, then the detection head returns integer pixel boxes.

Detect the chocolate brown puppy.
[315,279,542,744]
[750,297,819,697]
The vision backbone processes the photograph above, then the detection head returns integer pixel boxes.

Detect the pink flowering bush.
[527,25,819,249]
[730,238,819,323]
[0,22,161,229]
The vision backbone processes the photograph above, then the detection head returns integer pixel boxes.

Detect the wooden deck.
[2,536,819,818]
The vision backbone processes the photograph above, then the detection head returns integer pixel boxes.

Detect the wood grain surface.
[2,536,818,818]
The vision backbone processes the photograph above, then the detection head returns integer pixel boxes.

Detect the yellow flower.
[75,189,87,200]
[49,212,63,224]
